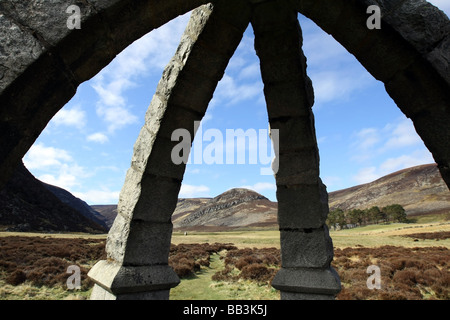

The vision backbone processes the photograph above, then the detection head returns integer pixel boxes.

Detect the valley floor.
[171,221,450,249]
[0,218,449,300]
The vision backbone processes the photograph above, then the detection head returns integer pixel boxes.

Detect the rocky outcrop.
[96,164,449,232]
[174,188,276,228]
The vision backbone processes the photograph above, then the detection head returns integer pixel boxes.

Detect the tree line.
[326,204,407,230]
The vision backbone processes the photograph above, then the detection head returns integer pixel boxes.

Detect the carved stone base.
[272,267,341,300]
[88,260,179,300]
[280,292,336,300]
[90,284,170,300]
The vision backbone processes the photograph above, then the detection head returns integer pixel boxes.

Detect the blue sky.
[23,1,449,205]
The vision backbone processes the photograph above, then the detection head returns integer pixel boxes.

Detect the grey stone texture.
[88,261,179,299]
[1,0,449,301]
[276,183,329,229]
[280,226,334,268]
[271,267,341,296]
[252,0,339,298]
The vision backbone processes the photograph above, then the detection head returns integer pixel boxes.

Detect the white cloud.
[351,118,425,163]
[179,184,211,198]
[310,69,372,105]
[350,127,382,163]
[38,163,86,191]
[381,119,422,151]
[96,105,138,134]
[91,13,190,133]
[212,74,263,107]
[201,112,213,126]
[24,143,92,193]
[187,168,201,174]
[317,136,327,145]
[208,30,264,108]
[24,143,73,170]
[238,63,260,80]
[51,105,86,130]
[302,20,351,69]
[92,78,131,108]
[240,182,276,194]
[87,132,109,144]
[322,176,341,189]
[352,149,434,185]
[379,150,434,174]
[24,143,124,204]
[73,189,120,205]
[355,128,380,150]
[349,117,434,185]
[226,33,255,71]
[300,17,375,106]
[353,167,379,185]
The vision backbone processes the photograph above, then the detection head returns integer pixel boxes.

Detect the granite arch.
[0,0,449,300]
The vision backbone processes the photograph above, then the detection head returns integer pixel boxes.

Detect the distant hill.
[172,188,278,231]
[92,189,278,231]
[43,183,108,229]
[93,164,449,231]
[0,162,107,233]
[2,162,447,233]
[90,205,117,229]
[328,164,450,217]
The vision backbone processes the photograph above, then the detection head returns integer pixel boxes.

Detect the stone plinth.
[88,261,179,300]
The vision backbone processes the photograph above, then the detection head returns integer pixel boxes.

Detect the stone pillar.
[88,1,251,300]
[252,0,341,299]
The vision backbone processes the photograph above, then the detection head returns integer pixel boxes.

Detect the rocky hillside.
[0,162,107,233]
[329,164,450,216]
[44,183,108,229]
[172,164,449,230]
[172,188,278,230]
[90,199,212,230]
[92,189,278,231]
[2,162,447,233]
[90,205,118,229]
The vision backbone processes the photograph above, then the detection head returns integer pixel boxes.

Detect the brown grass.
[333,246,450,300]
[0,236,105,290]
[169,243,237,278]
[0,236,448,300]
[401,231,450,240]
[212,247,280,283]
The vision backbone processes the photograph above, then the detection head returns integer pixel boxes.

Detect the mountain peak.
[213,188,268,202]
[174,188,276,229]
